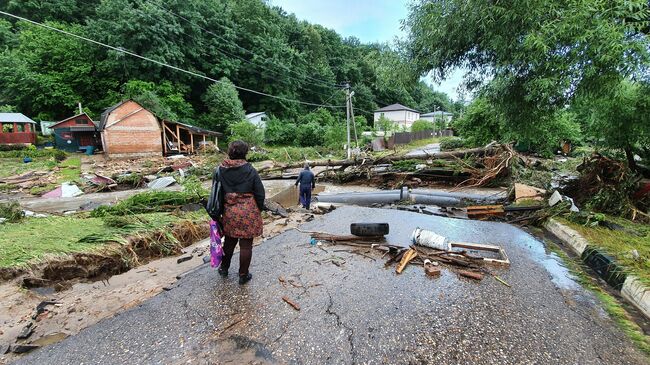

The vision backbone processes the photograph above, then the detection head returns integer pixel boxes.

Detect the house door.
[78,133,93,146]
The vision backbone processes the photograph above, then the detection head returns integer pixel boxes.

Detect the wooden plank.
[396,248,417,274]
[162,121,167,155]
[515,183,546,202]
[450,242,510,267]
[451,242,501,252]
[190,133,194,154]
[163,123,178,140]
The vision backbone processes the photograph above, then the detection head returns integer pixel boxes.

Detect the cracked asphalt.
[16,206,648,364]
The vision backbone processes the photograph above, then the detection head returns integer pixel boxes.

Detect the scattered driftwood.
[309,232,510,282]
[282,296,301,311]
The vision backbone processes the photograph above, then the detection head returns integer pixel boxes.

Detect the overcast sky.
[270,0,464,101]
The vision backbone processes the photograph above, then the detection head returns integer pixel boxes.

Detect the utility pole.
[345,82,351,159]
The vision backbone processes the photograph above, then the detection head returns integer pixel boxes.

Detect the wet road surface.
[405,143,440,157]
[16,207,647,364]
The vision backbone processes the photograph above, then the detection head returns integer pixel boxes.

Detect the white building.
[420,111,453,123]
[245,112,268,129]
[373,103,420,130]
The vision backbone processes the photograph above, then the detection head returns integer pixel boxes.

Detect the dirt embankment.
[0,219,209,290]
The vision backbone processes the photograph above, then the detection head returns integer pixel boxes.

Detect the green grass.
[546,241,650,356]
[0,157,57,178]
[0,212,199,268]
[57,157,81,182]
[0,156,81,195]
[558,216,650,286]
[400,137,441,149]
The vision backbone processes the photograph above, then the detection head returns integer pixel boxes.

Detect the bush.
[0,146,67,161]
[440,137,466,151]
[323,123,347,148]
[91,190,200,217]
[296,122,325,147]
[264,116,296,145]
[411,119,434,132]
[0,144,27,152]
[0,201,24,222]
[229,120,263,146]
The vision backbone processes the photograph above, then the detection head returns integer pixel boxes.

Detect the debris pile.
[563,154,649,220]
[258,143,511,188]
[309,224,510,285]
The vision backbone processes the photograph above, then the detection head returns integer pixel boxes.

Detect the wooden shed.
[51,113,101,152]
[161,120,222,155]
[99,100,162,158]
[0,113,37,145]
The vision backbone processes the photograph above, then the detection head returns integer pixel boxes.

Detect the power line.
[138,1,339,100]
[0,10,345,109]
[143,0,343,90]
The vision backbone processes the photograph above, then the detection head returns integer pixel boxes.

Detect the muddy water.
[269,185,324,207]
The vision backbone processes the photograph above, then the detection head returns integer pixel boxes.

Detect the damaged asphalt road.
[15,206,647,364]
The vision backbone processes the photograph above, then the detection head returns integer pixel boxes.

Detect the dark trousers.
[299,184,312,209]
[221,236,253,276]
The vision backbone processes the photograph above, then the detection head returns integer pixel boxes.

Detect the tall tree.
[200,77,245,132]
[406,0,650,158]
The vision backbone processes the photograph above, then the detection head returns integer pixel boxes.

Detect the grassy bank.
[558,216,650,286]
[546,240,650,356]
[0,211,205,268]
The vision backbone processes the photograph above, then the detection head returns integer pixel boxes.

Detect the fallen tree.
[259,144,513,189]
[257,145,498,172]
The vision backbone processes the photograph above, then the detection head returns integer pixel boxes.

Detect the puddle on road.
[269,185,324,208]
[520,230,580,291]
[538,253,580,290]
[215,335,275,364]
[29,332,69,346]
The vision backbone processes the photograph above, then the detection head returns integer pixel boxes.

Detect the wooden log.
[457,270,484,281]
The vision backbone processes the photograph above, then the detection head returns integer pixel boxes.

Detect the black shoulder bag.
[206,167,224,221]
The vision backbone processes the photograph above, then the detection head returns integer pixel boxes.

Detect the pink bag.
[209,220,224,268]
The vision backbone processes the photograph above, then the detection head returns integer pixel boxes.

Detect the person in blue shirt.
[295,163,316,209]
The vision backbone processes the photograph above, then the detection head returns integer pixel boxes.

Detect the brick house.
[0,113,37,145]
[99,100,163,158]
[99,100,222,158]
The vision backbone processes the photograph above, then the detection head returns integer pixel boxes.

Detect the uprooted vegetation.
[258,143,507,188]
[0,212,208,288]
[0,201,24,223]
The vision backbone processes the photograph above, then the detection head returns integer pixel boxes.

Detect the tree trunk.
[625,145,637,172]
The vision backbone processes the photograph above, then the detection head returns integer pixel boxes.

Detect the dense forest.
[0,0,460,136]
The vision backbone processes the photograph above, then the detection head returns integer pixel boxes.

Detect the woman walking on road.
[214,140,265,284]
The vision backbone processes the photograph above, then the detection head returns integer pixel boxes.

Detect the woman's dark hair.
[227,140,249,160]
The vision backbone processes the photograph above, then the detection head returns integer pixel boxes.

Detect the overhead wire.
[0,10,345,109]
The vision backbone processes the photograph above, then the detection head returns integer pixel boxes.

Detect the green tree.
[264,116,296,145]
[229,120,263,146]
[411,119,434,132]
[296,122,325,147]
[121,80,194,122]
[406,0,649,159]
[375,115,396,132]
[0,21,113,120]
[201,78,246,132]
[576,80,650,168]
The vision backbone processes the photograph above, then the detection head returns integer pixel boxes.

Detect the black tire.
[350,223,389,237]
